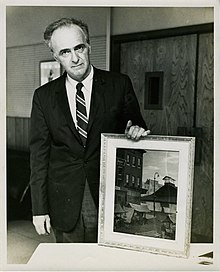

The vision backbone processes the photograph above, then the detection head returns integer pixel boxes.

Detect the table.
[26,243,216,271]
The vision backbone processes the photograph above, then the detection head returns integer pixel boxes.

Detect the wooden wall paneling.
[114,23,214,243]
[196,32,214,177]
[164,35,197,135]
[120,34,197,136]
[7,117,30,151]
[7,117,16,148]
[112,24,214,72]
[23,118,30,150]
[15,117,24,150]
[121,39,161,134]
[191,32,214,242]
[121,39,153,124]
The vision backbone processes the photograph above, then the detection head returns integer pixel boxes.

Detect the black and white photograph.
[114,148,179,241]
[98,134,195,258]
[1,1,220,271]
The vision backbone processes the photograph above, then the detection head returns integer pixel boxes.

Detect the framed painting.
[98,134,195,258]
[40,60,61,86]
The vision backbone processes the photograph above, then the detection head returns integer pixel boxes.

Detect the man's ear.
[50,48,59,62]
[88,44,92,54]
[53,53,59,62]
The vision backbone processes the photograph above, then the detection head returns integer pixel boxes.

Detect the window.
[126,174,130,184]
[126,154,130,165]
[137,158,141,167]
[132,156,136,167]
[117,167,122,175]
[132,175,135,185]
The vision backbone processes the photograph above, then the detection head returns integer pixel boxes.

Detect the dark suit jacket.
[30,67,147,232]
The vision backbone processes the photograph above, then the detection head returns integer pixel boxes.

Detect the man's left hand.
[125,120,150,141]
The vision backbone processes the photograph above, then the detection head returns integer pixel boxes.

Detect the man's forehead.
[51,25,86,48]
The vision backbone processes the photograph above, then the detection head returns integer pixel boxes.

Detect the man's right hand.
[33,214,51,235]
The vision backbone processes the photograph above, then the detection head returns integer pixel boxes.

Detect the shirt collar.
[66,65,94,91]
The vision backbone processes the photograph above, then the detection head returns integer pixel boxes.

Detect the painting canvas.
[98,134,195,258]
[40,61,61,86]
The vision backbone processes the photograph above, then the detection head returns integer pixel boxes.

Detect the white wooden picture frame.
[98,134,195,258]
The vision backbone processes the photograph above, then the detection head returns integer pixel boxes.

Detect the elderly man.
[30,17,149,243]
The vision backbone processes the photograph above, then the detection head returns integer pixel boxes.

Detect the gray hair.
[44,17,90,50]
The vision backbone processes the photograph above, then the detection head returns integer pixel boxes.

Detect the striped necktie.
[76,82,88,147]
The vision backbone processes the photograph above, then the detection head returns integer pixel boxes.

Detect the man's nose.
[70,50,79,63]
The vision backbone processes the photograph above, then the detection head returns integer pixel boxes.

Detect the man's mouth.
[72,63,83,69]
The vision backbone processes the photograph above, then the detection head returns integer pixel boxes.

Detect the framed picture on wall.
[98,134,195,258]
[40,60,61,86]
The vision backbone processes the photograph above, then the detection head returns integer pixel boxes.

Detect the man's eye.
[60,49,71,56]
[75,44,86,53]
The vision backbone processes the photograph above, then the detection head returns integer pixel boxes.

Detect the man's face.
[51,25,91,82]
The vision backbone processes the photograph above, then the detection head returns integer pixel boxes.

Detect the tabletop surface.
[17,243,217,271]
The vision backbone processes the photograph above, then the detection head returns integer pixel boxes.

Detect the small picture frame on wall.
[98,134,195,258]
[40,60,61,86]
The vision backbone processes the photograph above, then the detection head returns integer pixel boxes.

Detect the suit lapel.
[56,73,82,144]
[87,68,106,134]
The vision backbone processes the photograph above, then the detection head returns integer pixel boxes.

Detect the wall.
[7,37,106,118]
[6,6,109,47]
[120,33,197,135]
[6,7,214,149]
[6,6,109,116]
[6,6,215,242]
[6,6,109,149]
[111,7,213,35]
[192,32,214,241]
[7,7,213,47]
[114,25,214,242]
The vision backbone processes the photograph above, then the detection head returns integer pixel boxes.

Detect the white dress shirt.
[66,66,94,125]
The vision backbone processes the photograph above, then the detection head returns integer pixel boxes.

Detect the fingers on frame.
[129,126,143,140]
[136,127,145,140]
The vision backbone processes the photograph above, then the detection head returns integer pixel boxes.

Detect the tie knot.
[76,82,83,92]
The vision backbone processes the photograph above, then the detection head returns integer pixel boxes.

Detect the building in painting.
[143,178,163,195]
[141,180,177,215]
[115,148,147,206]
